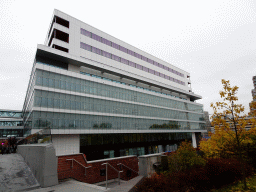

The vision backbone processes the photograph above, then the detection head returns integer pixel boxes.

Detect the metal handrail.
[82,154,88,164]
[117,163,139,174]
[101,162,123,189]
[66,159,91,176]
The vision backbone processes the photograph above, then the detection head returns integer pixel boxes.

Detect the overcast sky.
[1,0,256,117]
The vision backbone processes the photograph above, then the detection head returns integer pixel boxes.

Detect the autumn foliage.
[200,79,256,160]
[136,80,256,191]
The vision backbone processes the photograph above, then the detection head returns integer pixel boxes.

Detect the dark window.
[159,73,164,78]
[163,66,168,70]
[153,61,158,66]
[53,44,68,53]
[48,29,69,46]
[155,71,160,76]
[158,63,163,68]
[55,16,69,28]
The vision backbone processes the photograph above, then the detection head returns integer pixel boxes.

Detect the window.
[148,58,153,64]
[112,42,119,49]
[136,64,142,70]
[149,69,154,74]
[134,52,141,59]
[158,63,164,68]
[143,66,148,72]
[129,61,136,67]
[141,56,147,62]
[127,49,134,56]
[112,54,120,62]
[92,47,101,55]
[102,38,111,46]
[120,46,127,53]
[121,58,129,65]
[102,51,111,59]
[91,33,101,42]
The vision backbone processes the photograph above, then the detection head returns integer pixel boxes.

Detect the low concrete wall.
[139,153,168,177]
[17,143,58,188]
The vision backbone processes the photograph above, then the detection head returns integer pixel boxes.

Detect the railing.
[101,162,123,189]
[117,163,139,175]
[66,159,91,176]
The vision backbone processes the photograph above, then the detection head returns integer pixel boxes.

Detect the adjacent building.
[250,76,256,116]
[22,9,206,160]
[202,111,211,137]
[0,109,23,140]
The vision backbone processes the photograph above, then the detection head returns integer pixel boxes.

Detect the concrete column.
[192,132,197,148]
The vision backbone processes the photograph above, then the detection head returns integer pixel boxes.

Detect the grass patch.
[212,174,256,192]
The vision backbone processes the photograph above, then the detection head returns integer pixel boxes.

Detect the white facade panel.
[51,134,80,156]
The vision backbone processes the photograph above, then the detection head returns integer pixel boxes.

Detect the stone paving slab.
[29,178,108,192]
[108,176,144,192]
[0,153,40,192]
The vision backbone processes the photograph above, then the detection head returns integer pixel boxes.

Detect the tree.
[168,141,206,173]
[200,79,256,190]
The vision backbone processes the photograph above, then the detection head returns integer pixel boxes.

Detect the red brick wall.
[57,154,138,184]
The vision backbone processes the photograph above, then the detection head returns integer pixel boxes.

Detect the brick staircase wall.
[57,154,138,184]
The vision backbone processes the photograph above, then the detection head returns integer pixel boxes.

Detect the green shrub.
[168,141,206,173]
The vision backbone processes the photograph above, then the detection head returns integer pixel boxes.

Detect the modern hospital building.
[22,9,206,160]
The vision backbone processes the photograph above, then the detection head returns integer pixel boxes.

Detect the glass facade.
[32,111,204,130]
[35,69,203,112]
[30,67,205,131]
[0,121,23,126]
[0,129,23,138]
[0,111,22,118]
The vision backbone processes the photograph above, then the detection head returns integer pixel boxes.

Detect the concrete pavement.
[0,153,40,192]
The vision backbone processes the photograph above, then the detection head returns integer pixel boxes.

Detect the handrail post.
[106,163,108,189]
[118,171,120,185]
[71,159,73,168]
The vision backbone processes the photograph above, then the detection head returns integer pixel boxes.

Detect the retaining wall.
[17,143,58,188]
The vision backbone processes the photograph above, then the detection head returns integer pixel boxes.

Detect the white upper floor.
[44,9,193,93]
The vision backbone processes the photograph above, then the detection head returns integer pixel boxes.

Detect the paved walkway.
[0,153,142,192]
[30,179,108,192]
[0,153,40,192]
